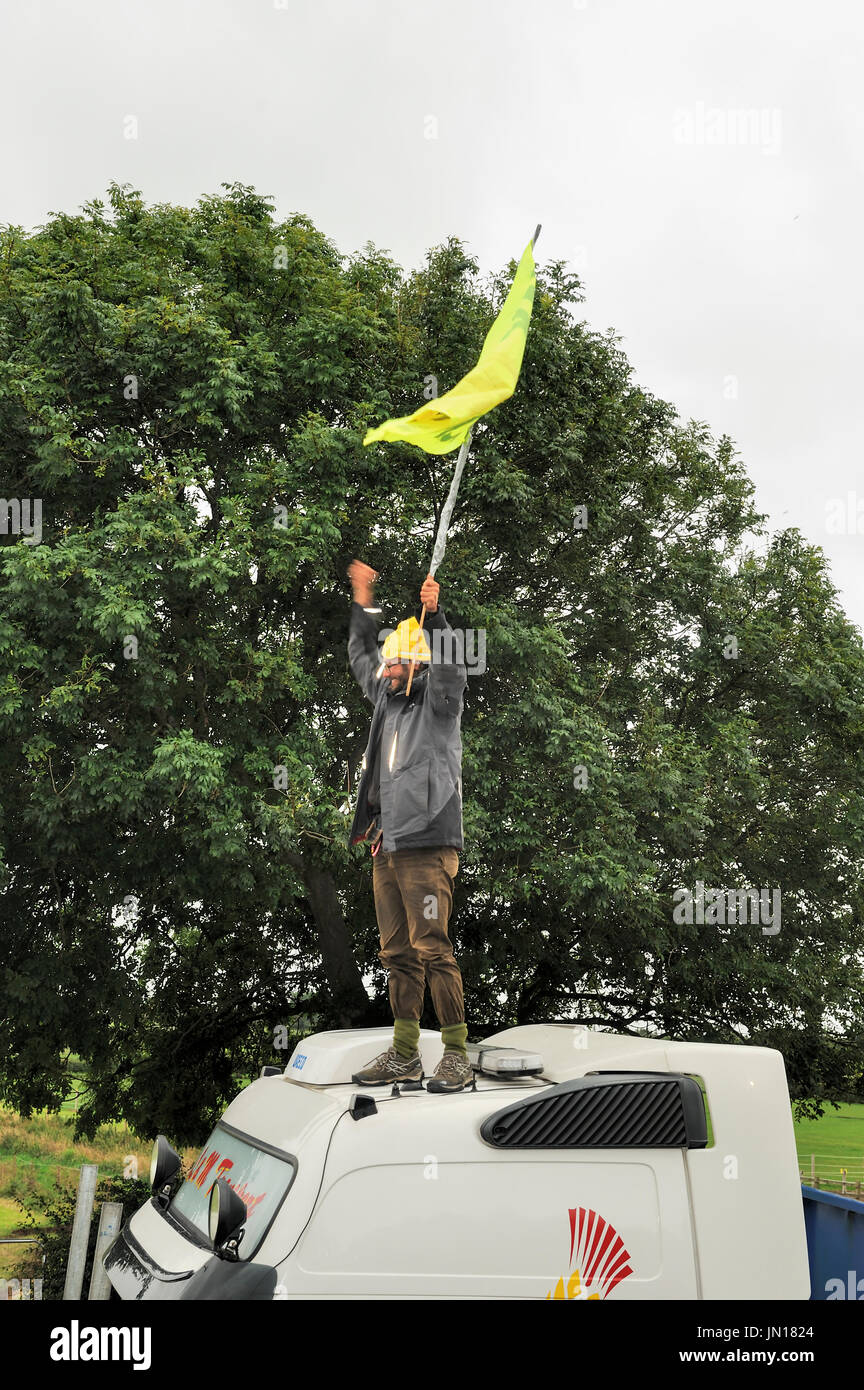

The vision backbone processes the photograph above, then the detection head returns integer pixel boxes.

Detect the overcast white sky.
[2,0,862,632]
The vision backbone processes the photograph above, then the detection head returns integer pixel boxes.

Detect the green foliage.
[1,182,863,1141]
[12,1172,151,1300]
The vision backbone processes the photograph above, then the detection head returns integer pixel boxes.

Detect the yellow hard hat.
[381,617,431,664]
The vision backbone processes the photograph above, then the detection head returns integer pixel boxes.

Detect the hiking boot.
[427,1049,474,1094]
[351,1045,423,1086]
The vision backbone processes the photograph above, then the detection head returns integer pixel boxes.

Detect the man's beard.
[386,665,426,695]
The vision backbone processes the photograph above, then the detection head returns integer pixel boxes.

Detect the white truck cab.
[104,1024,811,1300]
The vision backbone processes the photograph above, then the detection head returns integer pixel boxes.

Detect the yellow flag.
[363,238,537,455]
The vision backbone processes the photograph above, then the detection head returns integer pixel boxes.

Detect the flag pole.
[405,424,475,697]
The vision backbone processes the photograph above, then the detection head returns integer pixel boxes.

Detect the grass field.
[794,1102,864,1191]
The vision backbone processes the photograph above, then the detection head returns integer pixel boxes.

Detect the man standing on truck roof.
[346,559,472,1094]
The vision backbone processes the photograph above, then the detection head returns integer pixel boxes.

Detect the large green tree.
[1,182,862,1140]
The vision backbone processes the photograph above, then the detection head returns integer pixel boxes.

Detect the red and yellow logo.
[187,1148,267,1219]
[546,1207,633,1300]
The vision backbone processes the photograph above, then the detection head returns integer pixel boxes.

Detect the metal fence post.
[63,1164,98,1301]
[87,1203,123,1301]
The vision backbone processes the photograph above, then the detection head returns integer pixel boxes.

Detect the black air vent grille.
[481,1072,707,1149]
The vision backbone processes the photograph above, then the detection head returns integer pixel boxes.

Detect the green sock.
[441,1022,468,1057]
[393,1018,420,1059]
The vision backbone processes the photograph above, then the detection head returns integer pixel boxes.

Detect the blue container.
[801,1185,864,1300]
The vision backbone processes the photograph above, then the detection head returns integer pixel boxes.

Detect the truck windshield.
[170,1121,296,1259]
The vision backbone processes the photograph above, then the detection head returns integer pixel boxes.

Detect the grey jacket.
[347,601,466,852]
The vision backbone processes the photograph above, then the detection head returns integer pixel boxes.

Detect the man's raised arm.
[347,559,382,705]
[419,573,467,719]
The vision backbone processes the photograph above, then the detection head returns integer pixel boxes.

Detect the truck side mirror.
[208,1178,247,1261]
[149,1136,182,1207]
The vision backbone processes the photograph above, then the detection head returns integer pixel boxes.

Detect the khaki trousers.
[372,846,464,1027]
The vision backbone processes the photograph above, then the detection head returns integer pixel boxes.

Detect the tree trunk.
[285,850,369,1021]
